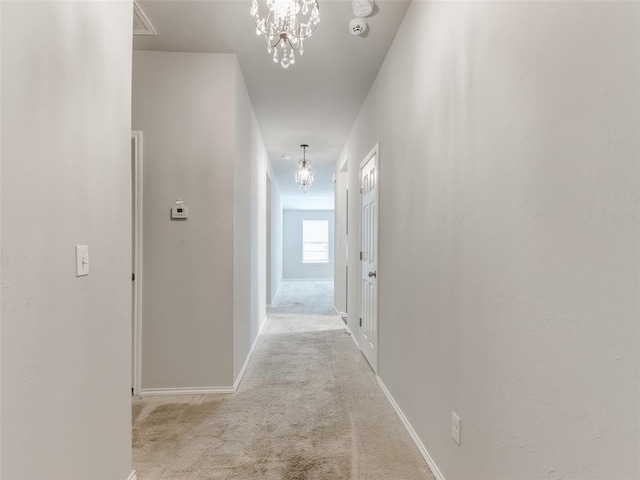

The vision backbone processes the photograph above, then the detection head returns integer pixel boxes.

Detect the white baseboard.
[334,306,348,322]
[140,386,235,396]
[376,376,446,480]
[140,317,267,397]
[282,277,334,281]
[344,323,360,350]
[272,281,283,303]
[233,315,267,391]
[333,306,347,317]
[126,470,137,480]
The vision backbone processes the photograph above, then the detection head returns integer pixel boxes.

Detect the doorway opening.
[269,208,335,316]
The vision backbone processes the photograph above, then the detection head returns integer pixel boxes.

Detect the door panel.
[360,149,378,371]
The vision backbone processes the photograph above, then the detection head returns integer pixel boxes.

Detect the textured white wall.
[132,51,267,389]
[283,210,335,279]
[133,51,236,388]
[338,2,640,479]
[233,59,268,380]
[334,167,348,313]
[1,1,133,478]
[269,171,284,302]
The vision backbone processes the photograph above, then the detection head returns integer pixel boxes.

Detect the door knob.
[368,271,377,278]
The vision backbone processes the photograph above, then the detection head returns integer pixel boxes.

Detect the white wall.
[334,166,348,313]
[1,1,133,478]
[283,210,335,279]
[269,168,284,303]
[337,2,640,479]
[233,59,268,380]
[132,51,267,389]
[133,51,236,389]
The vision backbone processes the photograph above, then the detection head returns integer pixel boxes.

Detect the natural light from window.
[302,220,329,264]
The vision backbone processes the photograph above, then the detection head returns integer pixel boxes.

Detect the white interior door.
[360,146,378,371]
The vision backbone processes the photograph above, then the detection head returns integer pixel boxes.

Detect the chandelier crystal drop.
[295,144,315,192]
[251,0,320,69]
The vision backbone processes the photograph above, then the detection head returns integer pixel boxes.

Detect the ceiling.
[134,0,410,209]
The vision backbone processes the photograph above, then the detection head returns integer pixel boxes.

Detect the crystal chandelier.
[250,0,320,69]
[295,144,315,192]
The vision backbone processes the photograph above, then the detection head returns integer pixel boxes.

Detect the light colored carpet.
[133,283,435,479]
[268,279,335,316]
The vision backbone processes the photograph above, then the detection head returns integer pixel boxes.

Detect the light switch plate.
[76,245,89,277]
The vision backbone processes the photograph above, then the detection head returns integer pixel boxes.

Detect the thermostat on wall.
[171,199,189,219]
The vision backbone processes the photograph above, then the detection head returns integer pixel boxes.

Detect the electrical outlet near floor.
[451,411,461,446]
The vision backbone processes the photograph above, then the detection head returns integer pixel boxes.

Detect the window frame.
[302,219,329,264]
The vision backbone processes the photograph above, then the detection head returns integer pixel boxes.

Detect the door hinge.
[360,185,363,194]
[359,251,363,261]
[132,273,135,282]
[359,318,362,327]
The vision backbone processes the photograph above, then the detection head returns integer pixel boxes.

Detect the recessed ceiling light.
[281,154,291,160]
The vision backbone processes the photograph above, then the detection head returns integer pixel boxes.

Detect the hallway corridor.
[132,281,435,479]
[268,279,335,316]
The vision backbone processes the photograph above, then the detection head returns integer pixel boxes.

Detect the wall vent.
[133,1,157,36]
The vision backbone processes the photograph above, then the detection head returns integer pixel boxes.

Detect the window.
[303,220,329,264]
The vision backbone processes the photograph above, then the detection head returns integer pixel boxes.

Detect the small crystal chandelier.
[250,0,320,69]
[295,144,315,192]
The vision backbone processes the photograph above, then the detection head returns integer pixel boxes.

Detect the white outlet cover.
[451,411,461,446]
[76,245,89,277]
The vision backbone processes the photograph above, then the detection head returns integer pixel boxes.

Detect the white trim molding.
[233,315,268,391]
[140,386,235,396]
[126,470,137,480]
[334,305,348,321]
[140,316,268,397]
[133,1,157,36]
[376,376,446,480]
[281,277,334,282]
[272,281,283,303]
[131,131,144,396]
[345,323,360,350]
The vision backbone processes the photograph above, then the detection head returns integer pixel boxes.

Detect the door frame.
[359,143,379,372]
[131,131,144,396]
[340,157,349,316]
[266,172,272,305]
